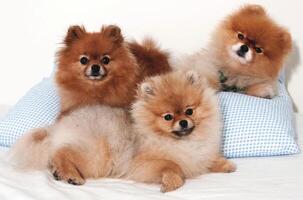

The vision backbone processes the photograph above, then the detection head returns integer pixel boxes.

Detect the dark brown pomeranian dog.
[8,25,171,171]
[178,4,292,98]
[8,25,171,184]
[56,25,171,117]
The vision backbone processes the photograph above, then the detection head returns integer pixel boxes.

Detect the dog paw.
[49,161,85,185]
[210,157,237,173]
[67,177,84,185]
[51,168,85,185]
[246,84,276,99]
[258,88,275,99]
[221,160,237,173]
[160,171,184,193]
[49,147,87,185]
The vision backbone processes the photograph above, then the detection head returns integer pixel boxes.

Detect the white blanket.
[0,106,302,200]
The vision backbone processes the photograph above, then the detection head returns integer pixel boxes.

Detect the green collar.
[218,70,246,93]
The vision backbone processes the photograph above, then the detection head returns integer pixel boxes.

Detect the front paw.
[219,160,237,173]
[49,151,85,185]
[209,157,237,173]
[246,84,276,99]
[160,170,185,193]
[50,166,85,185]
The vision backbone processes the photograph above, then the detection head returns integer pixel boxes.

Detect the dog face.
[145,93,199,138]
[210,5,292,78]
[56,25,138,94]
[133,71,214,139]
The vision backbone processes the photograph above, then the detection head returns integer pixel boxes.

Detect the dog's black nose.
[91,65,100,76]
[240,44,249,53]
[237,45,249,57]
[179,120,188,129]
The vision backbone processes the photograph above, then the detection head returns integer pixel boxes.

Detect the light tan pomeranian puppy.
[127,70,236,192]
[9,105,135,185]
[177,4,292,98]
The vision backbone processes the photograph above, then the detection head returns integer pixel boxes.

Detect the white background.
[0,0,302,112]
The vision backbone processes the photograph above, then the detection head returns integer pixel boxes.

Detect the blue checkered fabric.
[0,76,300,158]
[0,78,60,147]
[219,80,300,158]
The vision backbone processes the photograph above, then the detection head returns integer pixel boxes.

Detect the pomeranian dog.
[9,105,135,185]
[127,70,236,192]
[57,24,170,117]
[177,4,292,98]
[9,25,171,183]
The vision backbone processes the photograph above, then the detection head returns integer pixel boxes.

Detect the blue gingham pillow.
[219,80,300,158]
[0,75,300,158]
[0,77,60,147]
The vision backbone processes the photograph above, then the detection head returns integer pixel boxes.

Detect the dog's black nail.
[68,178,79,185]
[265,95,272,99]
[53,171,60,180]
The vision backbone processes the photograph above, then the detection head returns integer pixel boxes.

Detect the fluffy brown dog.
[127,70,236,192]
[9,25,171,182]
[57,25,171,117]
[178,4,292,98]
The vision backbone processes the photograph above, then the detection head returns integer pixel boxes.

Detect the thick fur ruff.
[127,71,236,192]
[9,105,135,184]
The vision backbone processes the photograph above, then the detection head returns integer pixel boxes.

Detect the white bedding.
[0,106,302,200]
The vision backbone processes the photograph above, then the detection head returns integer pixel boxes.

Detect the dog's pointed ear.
[185,70,200,85]
[101,25,124,44]
[64,25,86,45]
[139,81,154,99]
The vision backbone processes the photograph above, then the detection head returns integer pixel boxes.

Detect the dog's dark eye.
[163,114,173,121]
[255,47,263,53]
[80,56,89,65]
[185,108,193,116]
[237,33,244,40]
[101,56,110,65]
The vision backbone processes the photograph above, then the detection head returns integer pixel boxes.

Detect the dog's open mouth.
[172,127,195,137]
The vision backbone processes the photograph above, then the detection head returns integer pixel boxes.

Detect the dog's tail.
[128,37,171,78]
[8,127,51,170]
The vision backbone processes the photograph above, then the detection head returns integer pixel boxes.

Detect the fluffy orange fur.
[127,71,236,192]
[212,5,291,75]
[128,38,171,78]
[9,25,172,184]
[179,4,292,98]
[56,25,171,117]
[210,4,292,98]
